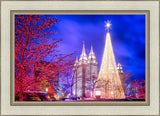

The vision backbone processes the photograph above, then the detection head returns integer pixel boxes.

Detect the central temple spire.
[90,45,93,53]
[82,41,85,54]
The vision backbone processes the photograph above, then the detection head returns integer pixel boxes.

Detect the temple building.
[117,60,125,91]
[72,42,125,98]
[72,21,126,99]
[72,42,98,97]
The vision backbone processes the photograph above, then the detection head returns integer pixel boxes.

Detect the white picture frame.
[1,0,159,115]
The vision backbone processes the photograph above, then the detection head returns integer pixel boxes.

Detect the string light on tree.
[46,88,48,92]
[94,20,125,99]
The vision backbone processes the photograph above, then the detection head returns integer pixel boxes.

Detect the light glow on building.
[96,90,101,96]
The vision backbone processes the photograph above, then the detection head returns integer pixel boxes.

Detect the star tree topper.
[105,20,112,32]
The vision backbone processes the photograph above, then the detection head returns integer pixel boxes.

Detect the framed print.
[1,0,159,115]
[11,11,149,106]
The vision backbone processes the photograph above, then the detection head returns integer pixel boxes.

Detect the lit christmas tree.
[94,21,125,99]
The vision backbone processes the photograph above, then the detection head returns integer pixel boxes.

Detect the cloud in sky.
[51,15,145,81]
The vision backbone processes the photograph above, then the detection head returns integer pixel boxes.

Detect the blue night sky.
[51,15,145,81]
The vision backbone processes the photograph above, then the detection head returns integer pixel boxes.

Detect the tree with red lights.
[15,15,74,101]
[126,79,145,100]
[138,80,145,99]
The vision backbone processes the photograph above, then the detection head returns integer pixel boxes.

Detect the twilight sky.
[51,15,145,81]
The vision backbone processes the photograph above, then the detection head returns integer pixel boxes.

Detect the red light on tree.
[15,15,75,101]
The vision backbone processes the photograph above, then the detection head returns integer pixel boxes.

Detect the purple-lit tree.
[58,57,76,97]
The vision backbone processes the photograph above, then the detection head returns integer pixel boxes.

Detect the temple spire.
[74,56,79,66]
[75,56,78,63]
[88,45,96,60]
[79,41,87,61]
[76,56,78,61]
[82,41,86,54]
[90,45,93,53]
[117,59,123,73]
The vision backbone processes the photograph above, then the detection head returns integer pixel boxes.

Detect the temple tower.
[85,45,98,97]
[72,42,98,97]
[117,60,125,91]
